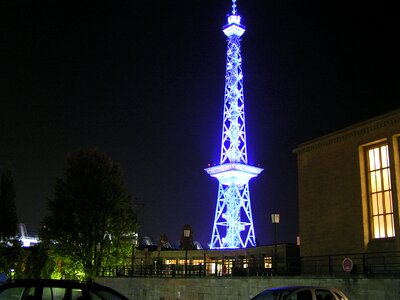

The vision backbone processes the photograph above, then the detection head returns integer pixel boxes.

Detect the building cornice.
[293,109,400,155]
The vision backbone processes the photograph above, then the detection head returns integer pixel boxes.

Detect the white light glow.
[21,237,39,247]
[223,24,245,37]
[207,1,262,250]
[228,15,241,25]
[205,163,263,185]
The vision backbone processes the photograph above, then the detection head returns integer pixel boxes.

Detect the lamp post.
[271,213,280,275]
[131,233,138,277]
[184,229,190,276]
[157,246,161,276]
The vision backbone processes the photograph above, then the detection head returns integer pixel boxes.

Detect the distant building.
[124,244,299,277]
[294,110,400,259]
[17,223,39,247]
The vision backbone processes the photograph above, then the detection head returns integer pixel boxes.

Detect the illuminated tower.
[205,0,263,249]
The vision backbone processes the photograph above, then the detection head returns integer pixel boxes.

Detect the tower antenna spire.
[205,1,263,249]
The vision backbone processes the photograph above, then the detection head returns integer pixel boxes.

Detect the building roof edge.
[293,108,400,155]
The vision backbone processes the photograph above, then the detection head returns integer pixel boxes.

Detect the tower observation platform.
[205,0,263,249]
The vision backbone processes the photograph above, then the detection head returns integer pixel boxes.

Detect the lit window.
[208,259,222,275]
[223,258,234,275]
[243,258,248,269]
[192,259,204,265]
[164,259,176,265]
[264,256,272,269]
[366,143,395,238]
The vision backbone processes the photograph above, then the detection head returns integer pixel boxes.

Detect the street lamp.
[271,213,280,275]
[184,229,190,276]
[157,246,162,276]
[131,233,138,277]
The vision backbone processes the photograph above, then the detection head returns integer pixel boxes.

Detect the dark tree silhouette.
[159,233,172,249]
[0,169,18,240]
[41,148,137,279]
[0,169,21,279]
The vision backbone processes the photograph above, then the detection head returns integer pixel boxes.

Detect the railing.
[99,259,299,278]
[100,264,208,278]
[98,251,400,278]
[300,251,400,276]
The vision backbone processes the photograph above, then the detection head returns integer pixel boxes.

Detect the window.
[164,259,176,265]
[208,259,222,275]
[0,287,25,300]
[366,143,395,238]
[192,259,204,265]
[43,287,68,300]
[71,288,84,300]
[264,256,272,269]
[286,290,312,300]
[223,258,234,274]
[315,289,335,300]
[242,258,248,268]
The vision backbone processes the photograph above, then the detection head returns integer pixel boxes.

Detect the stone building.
[294,110,400,262]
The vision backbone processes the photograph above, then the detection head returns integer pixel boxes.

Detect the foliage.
[0,170,21,279]
[0,239,23,280]
[0,169,18,240]
[40,148,137,280]
[23,243,51,279]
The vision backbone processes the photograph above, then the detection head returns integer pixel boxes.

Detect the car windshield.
[333,290,348,300]
[0,286,25,300]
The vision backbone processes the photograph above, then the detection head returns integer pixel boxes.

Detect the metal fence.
[98,251,400,278]
[300,251,400,276]
[99,261,277,278]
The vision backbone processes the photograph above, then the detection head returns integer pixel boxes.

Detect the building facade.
[294,110,400,259]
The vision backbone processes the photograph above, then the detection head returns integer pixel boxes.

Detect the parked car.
[0,279,130,300]
[250,286,348,300]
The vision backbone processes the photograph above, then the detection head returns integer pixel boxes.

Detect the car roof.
[256,286,347,299]
[267,286,315,291]
[1,279,102,288]
[0,279,130,299]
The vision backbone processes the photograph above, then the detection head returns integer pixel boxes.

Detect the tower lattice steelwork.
[205,0,263,249]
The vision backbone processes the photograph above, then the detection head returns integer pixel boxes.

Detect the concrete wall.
[96,276,400,300]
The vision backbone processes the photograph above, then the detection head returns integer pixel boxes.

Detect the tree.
[159,233,172,249]
[0,169,18,241]
[0,169,22,280]
[40,148,137,280]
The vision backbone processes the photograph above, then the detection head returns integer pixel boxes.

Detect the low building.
[101,244,299,277]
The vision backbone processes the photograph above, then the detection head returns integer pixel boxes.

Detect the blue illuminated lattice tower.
[205,0,263,249]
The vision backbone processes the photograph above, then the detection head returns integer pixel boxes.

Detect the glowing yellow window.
[264,256,272,268]
[192,259,204,265]
[367,143,395,239]
[165,259,176,265]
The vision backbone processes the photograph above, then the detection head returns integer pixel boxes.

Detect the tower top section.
[223,0,245,38]
[231,0,237,14]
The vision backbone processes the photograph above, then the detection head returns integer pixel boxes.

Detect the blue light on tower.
[205,0,263,249]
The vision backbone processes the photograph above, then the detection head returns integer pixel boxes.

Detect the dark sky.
[2,0,399,247]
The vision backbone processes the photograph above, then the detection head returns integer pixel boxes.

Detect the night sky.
[2,0,399,247]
